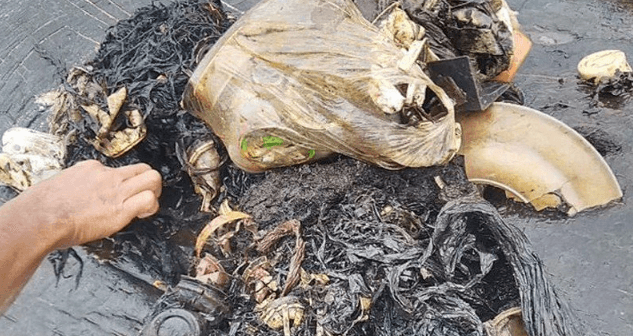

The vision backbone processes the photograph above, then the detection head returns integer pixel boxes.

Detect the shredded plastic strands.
[57,0,231,167]
[182,158,590,335]
[48,0,233,284]
[434,196,592,336]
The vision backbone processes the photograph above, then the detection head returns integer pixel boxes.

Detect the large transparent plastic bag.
[183,0,461,172]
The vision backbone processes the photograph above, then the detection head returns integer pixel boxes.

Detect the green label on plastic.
[308,149,316,159]
[241,138,248,152]
[262,136,284,148]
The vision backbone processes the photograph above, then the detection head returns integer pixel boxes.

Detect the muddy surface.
[0,0,632,335]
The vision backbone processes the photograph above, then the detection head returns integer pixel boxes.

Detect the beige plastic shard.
[186,139,221,212]
[45,68,147,159]
[483,307,528,336]
[578,50,632,84]
[458,102,622,216]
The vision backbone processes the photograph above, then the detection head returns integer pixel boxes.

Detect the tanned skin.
[0,160,162,312]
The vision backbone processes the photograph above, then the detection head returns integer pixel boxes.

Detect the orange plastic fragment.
[494,30,532,83]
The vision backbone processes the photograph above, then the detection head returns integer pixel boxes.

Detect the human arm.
[0,160,162,312]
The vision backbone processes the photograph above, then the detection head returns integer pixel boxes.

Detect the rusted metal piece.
[458,102,622,216]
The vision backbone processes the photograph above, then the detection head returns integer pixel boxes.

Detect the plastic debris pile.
[0,1,614,336]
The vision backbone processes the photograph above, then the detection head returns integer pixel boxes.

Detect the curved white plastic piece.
[578,50,632,84]
[458,102,622,216]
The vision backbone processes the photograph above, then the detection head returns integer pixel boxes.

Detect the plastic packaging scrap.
[0,127,65,191]
[484,307,528,336]
[384,0,531,112]
[183,0,462,173]
[185,137,223,212]
[458,102,622,216]
[141,276,229,336]
[46,68,147,159]
[578,50,632,84]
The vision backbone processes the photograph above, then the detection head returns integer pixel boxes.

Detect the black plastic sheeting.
[40,0,592,335]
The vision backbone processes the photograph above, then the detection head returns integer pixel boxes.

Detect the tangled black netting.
[50,1,592,335]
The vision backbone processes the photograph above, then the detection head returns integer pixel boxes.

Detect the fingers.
[115,162,153,179]
[121,190,160,223]
[73,159,101,168]
[121,168,163,199]
[119,168,162,223]
[69,161,162,224]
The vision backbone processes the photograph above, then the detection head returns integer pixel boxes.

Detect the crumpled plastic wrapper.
[184,0,461,173]
[46,67,147,159]
[0,127,65,191]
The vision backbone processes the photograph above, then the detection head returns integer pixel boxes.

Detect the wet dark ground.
[0,0,632,335]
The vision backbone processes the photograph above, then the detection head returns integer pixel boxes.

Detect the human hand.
[0,160,161,312]
[16,160,162,249]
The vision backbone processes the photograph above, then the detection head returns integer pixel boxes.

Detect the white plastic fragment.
[578,50,632,84]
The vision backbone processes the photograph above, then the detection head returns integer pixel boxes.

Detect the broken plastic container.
[483,307,528,336]
[458,102,622,215]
